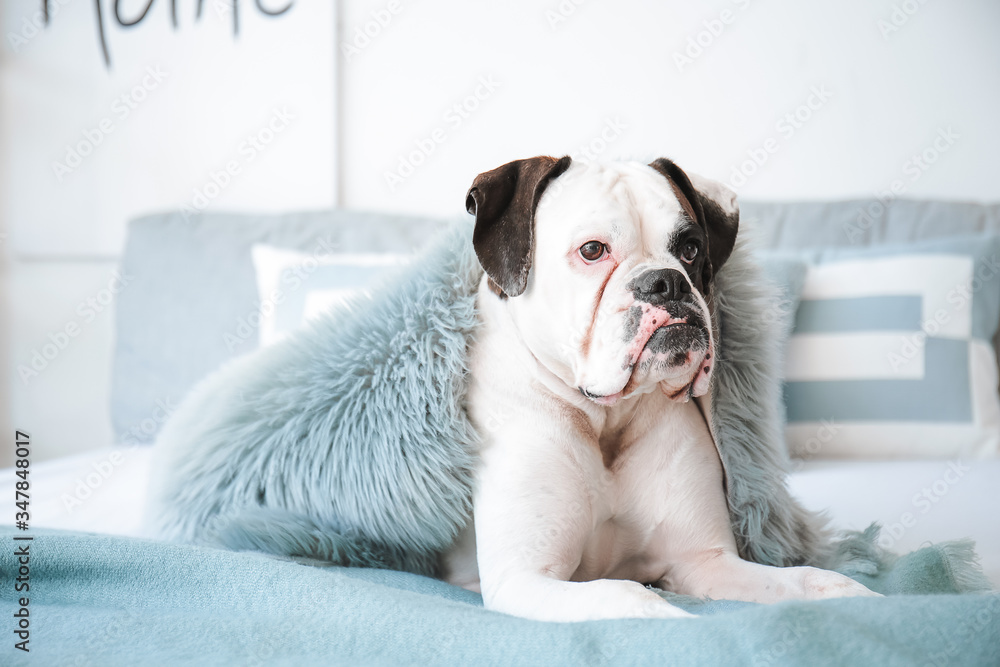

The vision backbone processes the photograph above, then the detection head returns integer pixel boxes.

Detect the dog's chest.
[452,355,735,592]
[569,399,728,583]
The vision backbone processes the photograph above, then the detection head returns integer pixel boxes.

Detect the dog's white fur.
[445,160,878,621]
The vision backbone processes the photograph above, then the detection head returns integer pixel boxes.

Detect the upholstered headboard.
[111,199,1000,445]
[110,210,450,444]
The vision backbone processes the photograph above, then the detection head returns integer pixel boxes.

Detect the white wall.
[339,0,1000,217]
[3,0,336,256]
[4,0,1000,462]
[8,259,120,461]
[1,0,336,464]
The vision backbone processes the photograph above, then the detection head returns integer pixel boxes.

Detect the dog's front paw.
[635,597,697,620]
[593,580,698,620]
[487,577,698,622]
[798,568,882,599]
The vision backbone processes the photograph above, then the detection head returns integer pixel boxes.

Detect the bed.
[2,200,999,665]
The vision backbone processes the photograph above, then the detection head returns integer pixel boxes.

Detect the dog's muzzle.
[576,268,715,406]
[618,268,714,401]
[624,269,708,358]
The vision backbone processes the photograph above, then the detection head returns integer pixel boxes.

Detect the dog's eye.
[579,241,607,262]
[681,241,699,264]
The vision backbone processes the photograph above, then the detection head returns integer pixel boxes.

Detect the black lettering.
[43,1,295,69]
[114,0,154,26]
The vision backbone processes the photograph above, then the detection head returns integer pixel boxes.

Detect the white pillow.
[250,244,409,347]
[781,234,1000,460]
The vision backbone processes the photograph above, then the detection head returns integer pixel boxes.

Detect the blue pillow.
[774,234,1000,460]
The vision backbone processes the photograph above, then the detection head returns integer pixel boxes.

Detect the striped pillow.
[778,234,1000,460]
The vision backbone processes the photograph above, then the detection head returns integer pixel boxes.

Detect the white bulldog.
[445,156,879,622]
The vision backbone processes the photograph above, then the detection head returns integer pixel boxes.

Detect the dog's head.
[466,156,739,406]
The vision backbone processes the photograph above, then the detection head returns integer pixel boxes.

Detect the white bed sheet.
[788,458,1000,587]
[3,448,998,587]
[4,446,152,538]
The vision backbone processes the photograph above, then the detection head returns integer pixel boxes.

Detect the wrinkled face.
[467,156,739,408]
[509,161,717,405]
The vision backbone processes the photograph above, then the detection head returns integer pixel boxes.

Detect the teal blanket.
[1,528,997,666]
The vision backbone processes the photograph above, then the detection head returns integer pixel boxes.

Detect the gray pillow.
[111,210,452,445]
[754,252,810,433]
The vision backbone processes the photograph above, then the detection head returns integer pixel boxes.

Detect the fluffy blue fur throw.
[148,221,990,591]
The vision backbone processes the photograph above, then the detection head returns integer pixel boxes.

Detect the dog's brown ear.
[466,155,572,298]
[649,158,739,284]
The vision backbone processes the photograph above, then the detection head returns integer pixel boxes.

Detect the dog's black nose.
[631,268,691,305]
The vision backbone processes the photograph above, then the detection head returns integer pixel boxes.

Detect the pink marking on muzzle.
[619,302,714,403]
[623,303,691,367]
